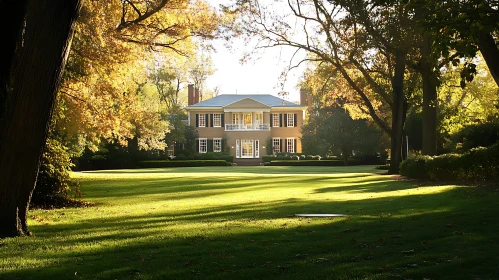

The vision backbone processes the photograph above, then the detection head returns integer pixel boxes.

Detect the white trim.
[213,113,222,127]
[213,138,222,152]
[272,137,281,154]
[199,138,207,153]
[270,107,307,111]
[198,114,206,127]
[272,113,280,127]
[287,113,295,127]
[255,140,260,158]
[223,97,272,108]
[241,139,254,158]
[286,137,295,153]
[224,109,270,113]
[236,140,240,158]
[185,107,223,111]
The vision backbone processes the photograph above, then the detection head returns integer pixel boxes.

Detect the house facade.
[184,85,311,164]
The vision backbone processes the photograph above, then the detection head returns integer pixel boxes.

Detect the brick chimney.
[300,88,307,106]
[194,87,200,104]
[307,93,312,110]
[188,84,194,105]
[300,88,312,111]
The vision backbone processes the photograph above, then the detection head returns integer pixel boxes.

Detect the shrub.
[267,160,365,166]
[399,155,432,180]
[138,160,229,168]
[399,142,499,182]
[451,121,499,152]
[188,152,233,163]
[32,138,81,206]
[262,155,275,162]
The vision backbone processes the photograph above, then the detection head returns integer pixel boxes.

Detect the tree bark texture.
[421,33,438,156]
[0,0,28,121]
[0,0,83,238]
[477,31,499,88]
[389,50,407,174]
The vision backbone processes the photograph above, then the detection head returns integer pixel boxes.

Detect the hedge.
[400,142,499,182]
[266,160,366,166]
[175,152,234,163]
[138,160,230,168]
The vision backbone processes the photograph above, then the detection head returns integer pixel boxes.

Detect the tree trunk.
[477,31,499,88]
[0,0,28,121]
[0,0,83,238]
[389,50,407,174]
[421,33,438,156]
[342,148,349,166]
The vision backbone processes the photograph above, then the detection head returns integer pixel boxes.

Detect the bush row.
[175,152,234,162]
[265,160,369,166]
[400,142,499,181]
[138,160,230,168]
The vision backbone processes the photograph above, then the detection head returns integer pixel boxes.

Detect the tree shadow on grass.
[2,184,498,280]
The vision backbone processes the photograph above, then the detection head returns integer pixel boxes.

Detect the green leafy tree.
[303,106,387,164]
[0,0,227,238]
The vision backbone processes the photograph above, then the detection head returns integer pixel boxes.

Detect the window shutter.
[196,140,199,152]
[279,114,283,127]
[221,139,224,152]
[294,114,297,127]
[205,114,209,127]
[210,114,214,127]
[195,114,199,127]
[284,114,288,127]
[208,140,213,152]
[280,139,283,153]
[294,139,297,153]
[221,114,225,127]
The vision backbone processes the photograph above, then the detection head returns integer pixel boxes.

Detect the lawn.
[1,166,498,279]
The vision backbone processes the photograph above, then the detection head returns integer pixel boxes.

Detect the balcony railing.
[225,123,271,131]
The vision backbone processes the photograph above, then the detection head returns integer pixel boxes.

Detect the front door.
[241,140,254,158]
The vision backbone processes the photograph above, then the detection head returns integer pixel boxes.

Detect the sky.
[204,0,307,103]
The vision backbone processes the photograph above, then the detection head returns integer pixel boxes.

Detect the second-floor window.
[199,114,206,127]
[213,114,221,127]
[287,114,294,127]
[273,138,281,153]
[213,138,222,152]
[272,114,280,127]
[199,138,207,153]
[232,113,239,124]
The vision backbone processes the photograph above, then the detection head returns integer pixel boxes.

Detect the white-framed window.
[213,114,221,127]
[243,113,252,127]
[287,114,294,127]
[286,138,295,153]
[199,138,207,153]
[241,140,254,158]
[255,140,260,158]
[232,113,239,124]
[255,113,263,125]
[213,138,222,152]
[272,138,281,154]
[236,140,240,158]
[272,113,280,127]
[199,114,206,127]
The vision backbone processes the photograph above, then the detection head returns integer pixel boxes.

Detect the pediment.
[224,98,271,109]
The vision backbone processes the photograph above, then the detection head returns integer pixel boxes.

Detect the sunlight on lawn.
[2,166,498,280]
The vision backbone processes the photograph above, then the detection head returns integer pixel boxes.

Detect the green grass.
[1,166,498,279]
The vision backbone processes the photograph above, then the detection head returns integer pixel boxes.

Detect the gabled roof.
[185,94,304,109]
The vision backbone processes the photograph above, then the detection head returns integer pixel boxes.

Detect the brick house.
[184,85,311,165]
